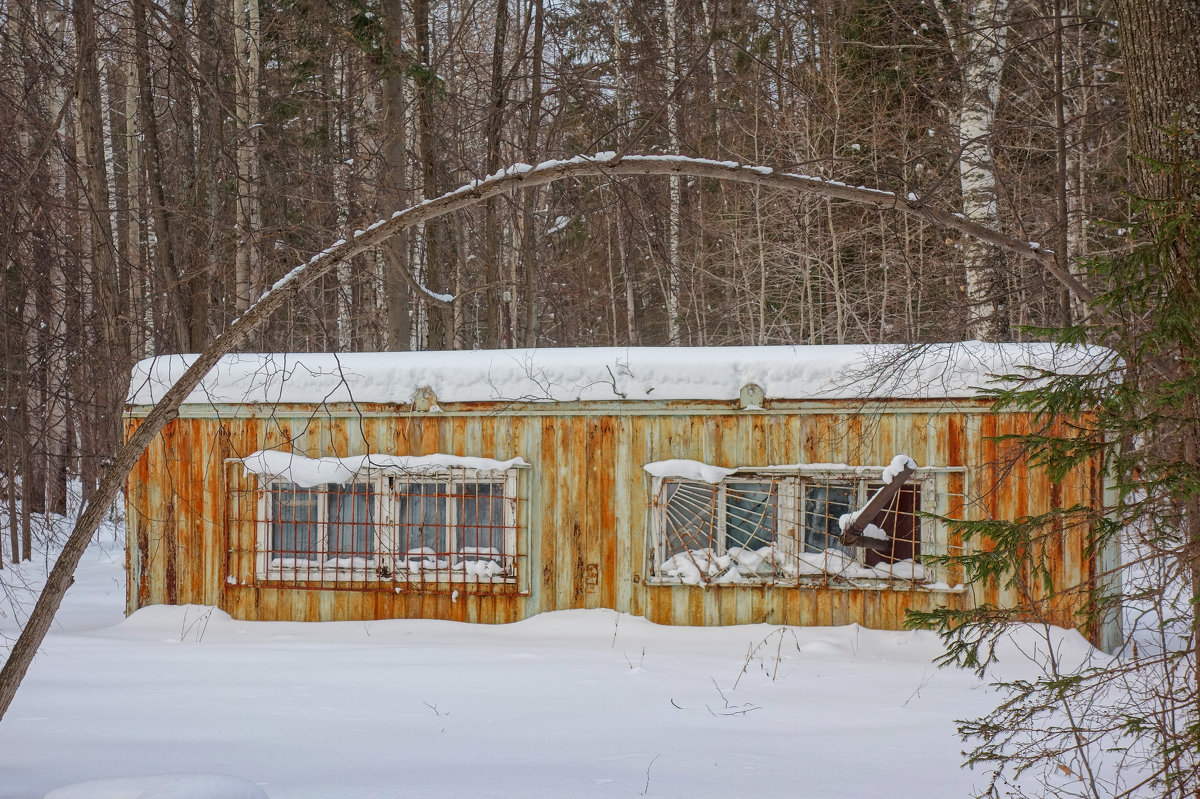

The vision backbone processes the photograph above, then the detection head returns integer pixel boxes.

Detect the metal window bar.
[224,462,524,594]
[389,472,515,584]
[651,472,963,587]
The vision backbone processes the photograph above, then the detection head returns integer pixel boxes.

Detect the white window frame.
[256,467,521,585]
[257,479,384,583]
[383,469,521,584]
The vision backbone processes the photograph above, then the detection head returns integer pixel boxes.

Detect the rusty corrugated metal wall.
[124,398,1104,640]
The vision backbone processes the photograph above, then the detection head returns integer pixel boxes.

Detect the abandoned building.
[124,343,1118,649]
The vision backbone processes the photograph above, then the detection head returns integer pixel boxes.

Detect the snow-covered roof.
[126,343,1115,408]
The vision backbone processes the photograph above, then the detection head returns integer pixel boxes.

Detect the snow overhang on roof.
[125,343,1118,408]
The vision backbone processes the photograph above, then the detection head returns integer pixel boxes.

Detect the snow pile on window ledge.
[643,459,737,484]
[239,449,527,487]
[645,456,918,482]
[126,342,1117,407]
[658,546,927,585]
[44,774,268,799]
[392,548,509,578]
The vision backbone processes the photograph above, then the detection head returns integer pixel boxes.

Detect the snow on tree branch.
[256,152,1091,316]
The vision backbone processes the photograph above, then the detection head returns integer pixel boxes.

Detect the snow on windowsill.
[643,459,737,484]
[259,565,517,585]
[238,449,528,487]
[644,455,920,483]
[654,546,931,585]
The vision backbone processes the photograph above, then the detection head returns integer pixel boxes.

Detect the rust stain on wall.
[124,398,1104,639]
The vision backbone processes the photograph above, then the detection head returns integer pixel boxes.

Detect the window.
[649,467,934,586]
[255,467,521,587]
[661,480,779,556]
[391,476,514,580]
[266,482,377,576]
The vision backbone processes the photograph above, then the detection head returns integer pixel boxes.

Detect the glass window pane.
[456,482,505,556]
[396,481,447,553]
[725,482,776,550]
[270,485,319,559]
[803,482,855,554]
[326,482,375,558]
[660,481,718,554]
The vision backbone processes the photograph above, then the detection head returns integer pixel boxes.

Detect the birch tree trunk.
[608,0,638,346]
[936,0,1011,341]
[663,0,682,343]
[334,51,353,351]
[232,0,263,317]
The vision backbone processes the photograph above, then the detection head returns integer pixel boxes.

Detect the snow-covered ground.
[0,517,1098,798]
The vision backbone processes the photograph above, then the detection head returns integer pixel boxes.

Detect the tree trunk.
[381,0,411,351]
[71,0,123,496]
[520,0,544,347]
[936,0,1012,341]
[663,0,682,343]
[232,0,263,319]
[414,0,451,349]
[0,151,1105,722]
[483,0,510,348]
[1114,0,1200,200]
[133,0,187,351]
[193,0,222,347]
[1113,0,1200,745]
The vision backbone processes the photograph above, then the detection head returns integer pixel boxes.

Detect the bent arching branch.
[0,152,1088,722]
[375,154,1089,307]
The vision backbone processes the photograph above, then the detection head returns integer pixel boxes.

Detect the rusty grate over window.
[225,465,524,592]
[649,469,959,587]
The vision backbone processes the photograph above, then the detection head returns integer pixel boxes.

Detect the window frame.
[258,480,384,582]
[385,470,521,584]
[255,467,521,586]
[647,467,943,587]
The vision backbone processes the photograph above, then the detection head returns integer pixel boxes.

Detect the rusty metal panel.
[125,399,1104,641]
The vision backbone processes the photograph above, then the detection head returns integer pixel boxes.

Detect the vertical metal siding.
[124,401,1102,640]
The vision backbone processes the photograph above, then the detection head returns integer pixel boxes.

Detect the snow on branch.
[250,152,1088,321]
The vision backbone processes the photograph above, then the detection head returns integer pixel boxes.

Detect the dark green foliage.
[908,163,1200,796]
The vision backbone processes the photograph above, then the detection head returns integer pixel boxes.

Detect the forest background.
[0,0,1139,561]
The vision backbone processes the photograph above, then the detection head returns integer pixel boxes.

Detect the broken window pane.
[660,481,718,553]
